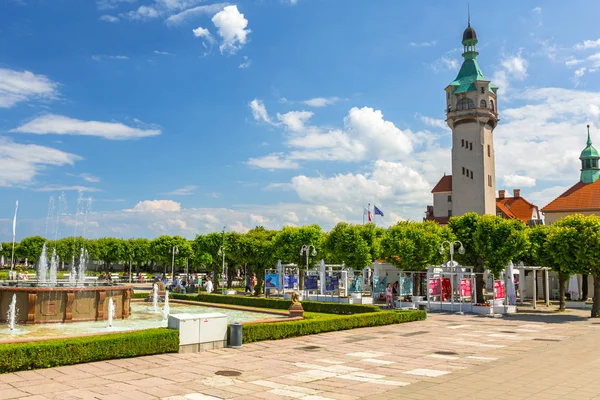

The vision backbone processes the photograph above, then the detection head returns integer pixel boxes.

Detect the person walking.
[250,273,257,295]
[205,276,214,294]
[385,283,395,309]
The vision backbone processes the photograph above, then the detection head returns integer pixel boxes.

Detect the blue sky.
[2,0,600,239]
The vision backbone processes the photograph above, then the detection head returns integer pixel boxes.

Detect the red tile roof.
[542,180,600,212]
[496,195,540,223]
[431,175,452,193]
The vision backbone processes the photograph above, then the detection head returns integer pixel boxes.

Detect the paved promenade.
[0,309,598,400]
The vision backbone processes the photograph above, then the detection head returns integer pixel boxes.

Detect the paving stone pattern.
[1,309,599,400]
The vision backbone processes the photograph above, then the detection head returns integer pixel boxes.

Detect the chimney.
[513,189,521,198]
[498,190,505,199]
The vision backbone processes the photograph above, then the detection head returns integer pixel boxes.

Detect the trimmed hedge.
[239,310,426,344]
[166,293,381,314]
[0,328,179,374]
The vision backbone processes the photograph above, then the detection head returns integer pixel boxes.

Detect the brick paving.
[1,308,599,400]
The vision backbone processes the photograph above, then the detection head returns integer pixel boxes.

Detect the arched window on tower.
[457,98,475,111]
[480,99,487,108]
[490,99,495,112]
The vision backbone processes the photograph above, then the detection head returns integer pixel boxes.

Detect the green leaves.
[472,215,528,275]
[325,223,373,269]
[381,221,453,271]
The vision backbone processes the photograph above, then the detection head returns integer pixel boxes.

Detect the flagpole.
[362,204,365,225]
[11,201,18,272]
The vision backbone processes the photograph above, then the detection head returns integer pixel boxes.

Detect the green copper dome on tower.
[580,125,600,184]
[447,19,498,95]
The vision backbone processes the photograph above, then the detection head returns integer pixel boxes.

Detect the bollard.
[229,322,243,348]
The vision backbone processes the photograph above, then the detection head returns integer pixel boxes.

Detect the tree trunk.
[592,275,600,318]
[582,274,589,301]
[255,268,265,296]
[475,274,484,304]
[414,273,421,297]
[558,274,566,311]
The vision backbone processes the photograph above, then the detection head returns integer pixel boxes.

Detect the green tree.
[273,225,324,289]
[95,237,126,271]
[542,224,581,311]
[380,221,452,295]
[551,214,600,317]
[243,227,277,295]
[16,236,47,264]
[473,215,528,276]
[193,232,225,282]
[325,223,372,270]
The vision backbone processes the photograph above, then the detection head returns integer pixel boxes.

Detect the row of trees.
[2,213,599,317]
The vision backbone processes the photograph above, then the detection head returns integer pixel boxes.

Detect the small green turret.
[580,125,600,184]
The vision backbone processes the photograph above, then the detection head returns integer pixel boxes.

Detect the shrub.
[0,328,179,374]
[238,310,425,344]
[168,293,381,314]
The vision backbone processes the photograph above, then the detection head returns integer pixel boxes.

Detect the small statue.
[288,291,304,318]
[290,291,301,304]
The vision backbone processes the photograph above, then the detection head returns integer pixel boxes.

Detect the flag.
[364,207,372,222]
[12,201,18,238]
[374,205,384,217]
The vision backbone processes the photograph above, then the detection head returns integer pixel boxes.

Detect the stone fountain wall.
[0,285,133,324]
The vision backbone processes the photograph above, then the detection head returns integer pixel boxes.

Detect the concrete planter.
[493,305,517,314]
[565,301,590,309]
[472,305,493,314]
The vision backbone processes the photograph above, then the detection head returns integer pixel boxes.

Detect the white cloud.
[289,160,430,207]
[193,26,212,38]
[127,200,182,212]
[502,174,536,188]
[121,5,159,20]
[91,55,129,61]
[238,56,251,69]
[0,68,59,108]
[302,97,340,107]
[409,41,436,47]
[34,185,100,192]
[165,3,227,25]
[532,6,542,14]
[0,137,81,187]
[99,15,120,23]
[431,55,459,72]
[11,114,161,140]
[277,110,313,132]
[153,50,173,55]
[164,185,198,195]
[247,153,299,170]
[418,114,450,132]
[492,51,528,91]
[211,5,251,54]
[575,39,600,50]
[248,103,414,166]
[249,99,271,123]
[68,173,101,183]
[97,0,136,10]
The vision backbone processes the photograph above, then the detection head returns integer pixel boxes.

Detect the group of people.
[98,272,113,282]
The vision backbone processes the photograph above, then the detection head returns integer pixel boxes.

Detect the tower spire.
[468,4,470,27]
[587,124,592,146]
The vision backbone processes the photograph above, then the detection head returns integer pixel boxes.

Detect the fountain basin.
[0,284,133,324]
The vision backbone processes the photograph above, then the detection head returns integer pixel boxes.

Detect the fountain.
[37,243,48,283]
[0,192,132,325]
[49,248,58,284]
[107,298,115,328]
[162,291,170,320]
[7,294,16,330]
[152,283,159,313]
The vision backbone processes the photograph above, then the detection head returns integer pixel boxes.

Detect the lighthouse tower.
[445,20,499,216]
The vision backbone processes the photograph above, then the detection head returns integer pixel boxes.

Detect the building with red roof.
[542,126,600,224]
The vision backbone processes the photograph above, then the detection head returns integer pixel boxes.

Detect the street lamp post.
[439,240,465,314]
[171,246,179,284]
[218,226,226,294]
[300,245,317,298]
